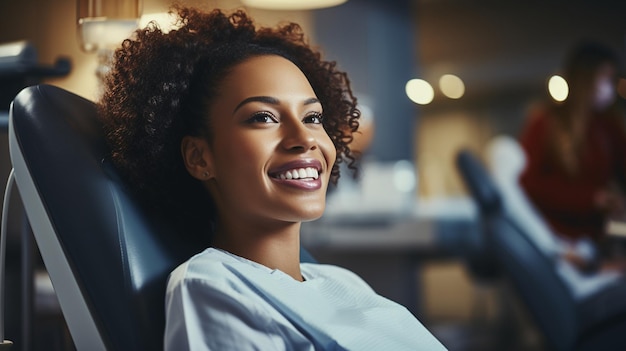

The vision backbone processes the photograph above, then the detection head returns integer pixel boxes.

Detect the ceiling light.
[240,0,348,10]
[77,0,142,53]
[438,74,465,99]
[548,75,568,102]
[406,79,434,105]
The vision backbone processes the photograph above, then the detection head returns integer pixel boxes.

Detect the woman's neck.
[212,220,304,281]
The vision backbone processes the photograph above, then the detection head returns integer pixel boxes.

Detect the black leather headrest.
[456,149,503,215]
[11,85,207,350]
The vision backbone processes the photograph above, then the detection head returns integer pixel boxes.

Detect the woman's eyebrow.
[233,96,279,113]
[303,97,320,106]
[233,96,321,114]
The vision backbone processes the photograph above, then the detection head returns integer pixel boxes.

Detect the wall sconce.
[76,0,142,80]
[241,0,347,10]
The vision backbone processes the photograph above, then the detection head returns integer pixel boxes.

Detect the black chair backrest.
[491,215,578,350]
[454,150,502,280]
[455,149,578,351]
[456,150,502,216]
[10,85,208,350]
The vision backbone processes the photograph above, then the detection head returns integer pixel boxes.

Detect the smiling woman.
[98,5,445,350]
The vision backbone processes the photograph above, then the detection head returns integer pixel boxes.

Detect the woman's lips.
[271,176,322,190]
[269,159,323,190]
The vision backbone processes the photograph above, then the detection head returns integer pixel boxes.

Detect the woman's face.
[204,55,336,226]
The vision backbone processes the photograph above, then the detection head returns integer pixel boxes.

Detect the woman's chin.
[290,205,326,223]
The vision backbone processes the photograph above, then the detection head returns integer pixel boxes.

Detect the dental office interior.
[1,0,626,350]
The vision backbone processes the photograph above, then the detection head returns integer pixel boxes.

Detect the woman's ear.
[181,136,214,181]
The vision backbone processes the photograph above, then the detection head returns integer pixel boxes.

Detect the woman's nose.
[281,120,318,152]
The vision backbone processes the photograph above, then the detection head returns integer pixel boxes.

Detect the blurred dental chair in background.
[456,137,626,351]
[485,135,621,300]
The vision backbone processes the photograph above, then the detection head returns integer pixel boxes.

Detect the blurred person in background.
[519,41,626,272]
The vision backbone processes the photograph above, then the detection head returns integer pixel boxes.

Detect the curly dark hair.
[98,6,360,231]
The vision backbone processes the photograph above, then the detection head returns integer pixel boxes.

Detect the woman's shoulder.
[167,248,264,291]
[167,249,375,294]
[520,102,556,142]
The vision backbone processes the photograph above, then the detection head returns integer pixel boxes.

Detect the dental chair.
[6,84,315,350]
[8,84,206,350]
[456,145,626,351]
[486,136,621,300]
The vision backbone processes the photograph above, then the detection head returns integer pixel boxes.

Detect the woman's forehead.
[220,55,316,98]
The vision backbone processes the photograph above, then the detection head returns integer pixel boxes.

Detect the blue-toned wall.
[313,0,418,162]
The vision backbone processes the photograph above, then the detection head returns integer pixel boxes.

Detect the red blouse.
[519,107,626,241]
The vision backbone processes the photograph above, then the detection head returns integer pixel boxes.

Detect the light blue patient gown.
[165,248,447,350]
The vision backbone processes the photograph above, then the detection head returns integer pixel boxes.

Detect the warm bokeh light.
[438,74,465,99]
[406,79,434,105]
[548,75,568,102]
[618,78,626,100]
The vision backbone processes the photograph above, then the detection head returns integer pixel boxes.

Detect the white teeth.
[307,168,318,178]
[275,167,319,180]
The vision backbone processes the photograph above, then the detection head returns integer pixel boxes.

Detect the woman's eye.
[247,112,277,124]
[303,112,323,124]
